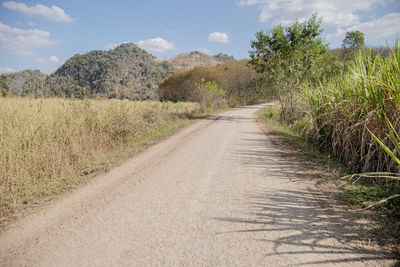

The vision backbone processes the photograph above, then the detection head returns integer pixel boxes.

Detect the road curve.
[0,103,395,266]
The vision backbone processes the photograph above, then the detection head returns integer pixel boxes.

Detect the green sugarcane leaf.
[386,118,400,153]
[367,128,400,166]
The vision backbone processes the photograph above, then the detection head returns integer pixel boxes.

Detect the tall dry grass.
[0,98,200,221]
[304,42,400,173]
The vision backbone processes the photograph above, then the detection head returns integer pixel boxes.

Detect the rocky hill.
[1,45,234,99]
[46,43,174,99]
[1,70,47,97]
[168,51,233,71]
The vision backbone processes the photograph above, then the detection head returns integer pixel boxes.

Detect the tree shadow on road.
[213,129,399,265]
[215,189,397,265]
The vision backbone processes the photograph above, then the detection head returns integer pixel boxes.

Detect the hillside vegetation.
[0,98,201,223]
[2,70,47,97]
[47,43,174,99]
[168,51,233,71]
[1,47,234,100]
[1,43,174,100]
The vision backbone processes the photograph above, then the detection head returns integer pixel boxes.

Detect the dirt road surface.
[0,103,396,266]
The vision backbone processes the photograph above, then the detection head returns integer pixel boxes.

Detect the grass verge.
[258,105,400,252]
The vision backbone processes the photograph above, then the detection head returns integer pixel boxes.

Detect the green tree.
[342,30,365,60]
[0,77,9,97]
[249,14,329,122]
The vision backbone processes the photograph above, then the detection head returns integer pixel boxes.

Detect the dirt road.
[0,104,395,266]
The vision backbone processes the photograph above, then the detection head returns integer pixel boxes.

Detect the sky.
[0,0,399,74]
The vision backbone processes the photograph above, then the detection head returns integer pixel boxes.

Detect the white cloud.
[327,12,400,40]
[107,39,175,53]
[0,22,59,55]
[326,28,346,40]
[104,41,132,50]
[197,48,211,54]
[208,32,231,43]
[27,21,34,26]
[105,43,118,50]
[346,12,400,40]
[36,55,60,64]
[237,0,385,27]
[0,67,15,74]
[136,37,175,53]
[3,1,74,23]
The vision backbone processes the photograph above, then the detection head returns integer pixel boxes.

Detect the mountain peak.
[114,42,140,50]
[168,51,234,71]
[46,43,174,99]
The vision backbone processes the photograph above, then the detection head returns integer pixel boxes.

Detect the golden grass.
[0,97,200,222]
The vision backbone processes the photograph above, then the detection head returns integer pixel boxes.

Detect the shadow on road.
[213,129,398,265]
[214,189,396,265]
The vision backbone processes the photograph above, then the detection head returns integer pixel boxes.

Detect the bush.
[158,66,218,102]
[159,60,270,108]
[194,79,226,111]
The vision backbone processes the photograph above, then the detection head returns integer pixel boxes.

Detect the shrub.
[158,66,218,102]
[194,79,226,111]
[159,60,269,107]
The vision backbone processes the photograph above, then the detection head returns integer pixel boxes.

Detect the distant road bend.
[0,103,395,266]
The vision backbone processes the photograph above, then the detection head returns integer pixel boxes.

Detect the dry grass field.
[0,97,201,223]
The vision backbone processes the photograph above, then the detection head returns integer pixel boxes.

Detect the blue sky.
[0,0,399,74]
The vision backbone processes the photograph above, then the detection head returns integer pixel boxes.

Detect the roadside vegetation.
[303,44,400,222]
[259,106,400,249]
[0,98,201,224]
[249,13,399,237]
[158,60,272,109]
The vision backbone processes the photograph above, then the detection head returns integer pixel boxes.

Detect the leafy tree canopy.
[342,30,365,50]
[0,77,8,90]
[249,13,328,75]
[248,14,330,121]
[341,30,365,61]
